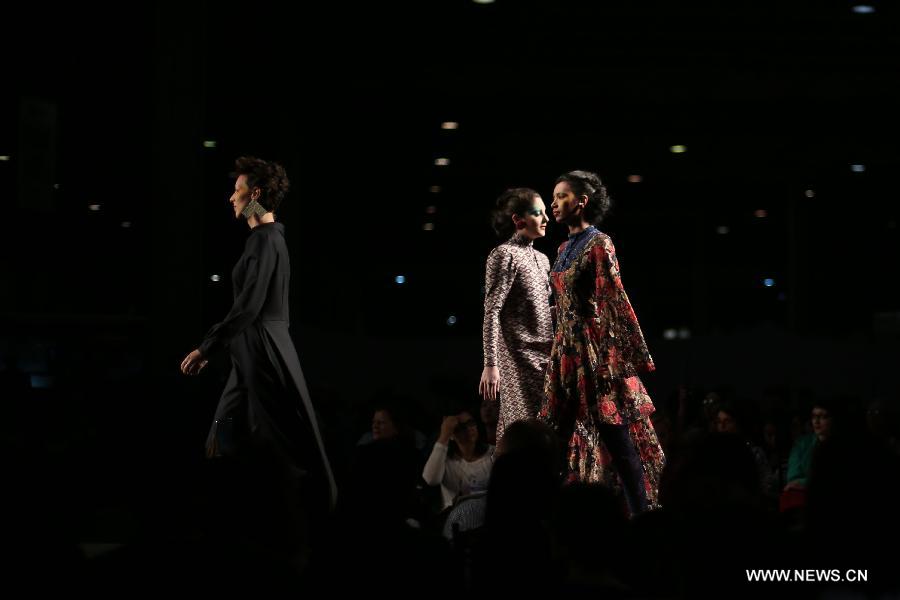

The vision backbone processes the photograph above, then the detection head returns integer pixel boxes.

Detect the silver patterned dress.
[483,234,554,441]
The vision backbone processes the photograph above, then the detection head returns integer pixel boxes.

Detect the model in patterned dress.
[480,188,554,442]
[540,170,665,516]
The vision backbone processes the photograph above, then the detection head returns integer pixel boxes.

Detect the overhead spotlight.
[441,121,459,130]
[202,140,217,148]
[804,189,816,198]
[395,275,406,285]
[447,315,458,326]
[677,328,691,340]
[121,221,132,228]
[426,205,437,214]
[663,329,677,340]
[434,158,450,166]
[423,223,435,231]
[89,204,101,212]
[472,0,495,4]
[754,209,767,218]
[627,174,643,183]
[852,5,875,14]
[210,274,221,282]
[763,278,775,287]
[429,185,442,193]
[669,145,687,154]
[716,226,729,235]
[850,164,866,173]
[0,155,10,161]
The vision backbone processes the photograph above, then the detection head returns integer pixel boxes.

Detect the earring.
[242,199,268,219]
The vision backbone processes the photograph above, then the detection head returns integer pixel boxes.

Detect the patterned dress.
[539,227,665,511]
[483,234,554,441]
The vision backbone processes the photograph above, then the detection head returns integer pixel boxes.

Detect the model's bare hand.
[479,366,501,401]
[180,349,208,375]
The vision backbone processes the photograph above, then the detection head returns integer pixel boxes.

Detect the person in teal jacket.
[784,402,834,490]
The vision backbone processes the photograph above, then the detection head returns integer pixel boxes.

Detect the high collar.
[509,232,534,247]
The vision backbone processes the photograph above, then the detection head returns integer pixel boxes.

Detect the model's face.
[230,175,251,219]
[514,197,549,240]
[551,181,584,224]
[372,410,398,441]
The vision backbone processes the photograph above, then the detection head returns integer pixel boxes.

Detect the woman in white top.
[422,409,495,509]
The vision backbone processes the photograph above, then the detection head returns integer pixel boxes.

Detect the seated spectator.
[422,409,494,510]
[357,403,427,451]
[784,400,835,492]
[715,402,777,500]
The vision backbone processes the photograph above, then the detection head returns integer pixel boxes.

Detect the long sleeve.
[590,236,654,376]
[422,441,449,486]
[199,234,276,358]
[483,247,516,367]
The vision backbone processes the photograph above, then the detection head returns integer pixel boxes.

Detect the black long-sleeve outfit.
[200,222,336,511]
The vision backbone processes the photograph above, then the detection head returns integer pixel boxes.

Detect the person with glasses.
[422,409,495,509]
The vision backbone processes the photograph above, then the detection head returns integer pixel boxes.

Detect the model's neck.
[248,213,275,229]
[567,220,591,235]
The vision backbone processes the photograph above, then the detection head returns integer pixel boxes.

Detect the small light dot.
[669,145,687,154]
[395,275,406,285]
[429,185,442,193]
[472,0,495,4]
[89,204,101,212]
[850,164,866,173]
[426,205,437,214]
[754,209,767,218]
[627,174,643,183]
[764,278,775,287]
[434,158,450,166]
[447,315,457,326]
[0,155,10,161]
[804,189,816,198]
[677,328,691,340]
[716,226,729,235]
[121,221,132,228]
[852,5,875,14]
[53,183,60,190]
[210,274,221,282]
[440,121,459,130]
[203,140,217,148]
[663,329,677,340]
[423,223,435,231]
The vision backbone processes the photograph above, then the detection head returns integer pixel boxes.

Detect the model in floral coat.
[540,170,665,515]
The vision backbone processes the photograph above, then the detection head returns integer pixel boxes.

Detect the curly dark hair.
[232,156,290,213]
[555,170,611,225]
[491,187,541,238]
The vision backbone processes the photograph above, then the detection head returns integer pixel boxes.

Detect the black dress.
[199,222,336,511]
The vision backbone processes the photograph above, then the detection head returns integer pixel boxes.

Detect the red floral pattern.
[540,231,665,508]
